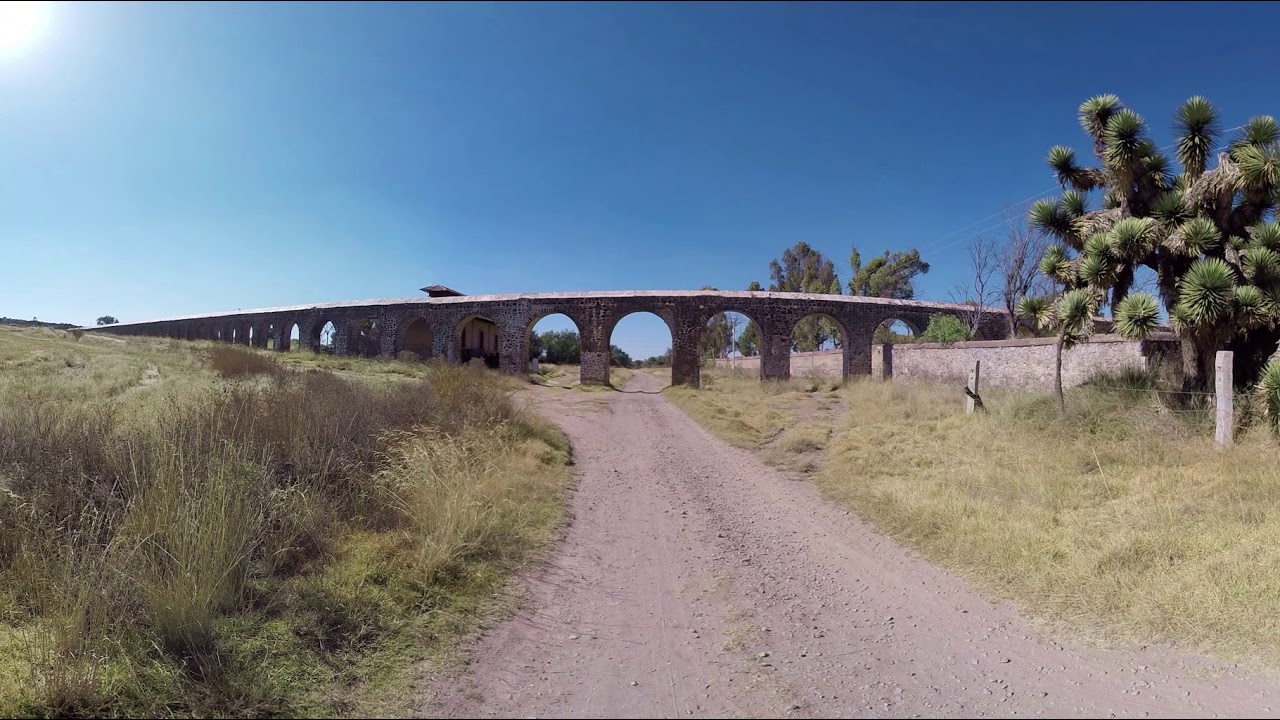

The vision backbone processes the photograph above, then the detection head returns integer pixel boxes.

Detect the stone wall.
[715,333,1181,393]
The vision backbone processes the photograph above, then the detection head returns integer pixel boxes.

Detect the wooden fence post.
[1215,350,1233,449]
[965,360,981,414]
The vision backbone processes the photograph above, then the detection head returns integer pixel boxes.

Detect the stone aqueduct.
[81,290,1011,388]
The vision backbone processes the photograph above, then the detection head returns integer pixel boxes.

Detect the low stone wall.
[713,333,1181,393]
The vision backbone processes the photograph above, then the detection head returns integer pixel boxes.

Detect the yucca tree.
[1018,288,1102,410]
[1028,95,1280,390]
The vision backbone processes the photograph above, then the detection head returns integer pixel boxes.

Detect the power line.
[917,125,1247,258]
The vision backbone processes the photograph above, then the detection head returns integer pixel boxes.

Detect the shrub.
[0,345,549,715]
[1255,360,1280,433]
[919,314,971,343]
[208,345,280,377]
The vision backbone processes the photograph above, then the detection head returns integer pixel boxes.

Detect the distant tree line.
[529,329,633,368]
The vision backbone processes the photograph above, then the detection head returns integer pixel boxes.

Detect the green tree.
[849,247,930,299]
[700,285,733,360]
[737,281,763,356]
[538,330,581,364]
[919,314,971,343]
[96,315,118,325]
[528,331,545,361]
[639,349,671,367]
[610,345,633,368]
[1029,94,1280,390]
[768,243,842,350]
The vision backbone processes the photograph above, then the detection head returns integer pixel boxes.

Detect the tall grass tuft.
[0,327,569,716]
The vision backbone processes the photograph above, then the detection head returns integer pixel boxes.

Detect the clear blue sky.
[2,1,1276,359]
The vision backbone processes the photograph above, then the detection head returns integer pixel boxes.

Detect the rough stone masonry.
[79,289,1010,389]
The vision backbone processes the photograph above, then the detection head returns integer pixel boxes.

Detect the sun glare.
[0,1,52,61]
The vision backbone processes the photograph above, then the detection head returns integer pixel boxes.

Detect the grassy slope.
[0,327,573,717]
[663,368,1280,665]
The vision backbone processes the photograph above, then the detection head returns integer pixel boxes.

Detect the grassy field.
[0,326,573,717]
[662,367,1280,665]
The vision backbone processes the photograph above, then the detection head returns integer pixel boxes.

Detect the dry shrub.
[0,341,556,715]
[208,345,280,377]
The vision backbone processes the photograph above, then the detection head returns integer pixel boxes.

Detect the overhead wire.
[917,125,1248,260]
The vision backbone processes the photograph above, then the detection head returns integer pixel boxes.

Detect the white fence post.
[1215,350,1233,449]
[966,360,981,414]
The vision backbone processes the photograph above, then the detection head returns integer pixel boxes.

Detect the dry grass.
[530,363,634,390]
[669,367,1280,665]
[208,345,282,377]
[0,326,571,716]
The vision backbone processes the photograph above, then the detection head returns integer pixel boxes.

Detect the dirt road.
[425,372,1280,718]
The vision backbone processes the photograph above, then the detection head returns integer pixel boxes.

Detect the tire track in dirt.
[423,373,1280,718]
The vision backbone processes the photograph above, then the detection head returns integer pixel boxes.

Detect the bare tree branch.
[949,234,1000,338]
[1000,205,1051,338]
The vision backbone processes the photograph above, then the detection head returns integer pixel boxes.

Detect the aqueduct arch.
[80,290,1010,389]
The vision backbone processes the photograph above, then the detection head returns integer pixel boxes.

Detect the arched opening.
[397,316,431,359]
[697,308,763,380]
[527,313,583,383]
[610,311,674,390]
[874,318,919,345]
[455,314,500,369]
[789,312,848,379]
[701,310,759,375]
[350,319,382,357]
[315,320,338,354]
[282,322,300,352]
[253,322,271,349]
[248,325,257,347]
[872,318,920,379]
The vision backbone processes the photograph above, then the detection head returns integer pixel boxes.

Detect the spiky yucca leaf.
[1174,96,1220,177]
[1235,115,1280,150]
[1103,191,1122,210]
[1103,109,1147,168]
[1233,284,1273,329]
[1016,294,1056,331]
[1151,191,1188,225]
[1057,288,1099,348]
[1079,94,1123,143]
[1242,246,1280,288]
[1142,151,1170,187]
[1060,190,1087,217]
[1039,245,1074,284]
[1078,254,1114,287]
[1029,199,1074,240]
[1250,222,1280,251]
[1177,257,1237,327]
[1083,232,1112,259]
[1114,292,1161,339]
[1047,145,1082,188]
[1233,142,1280,189]
[1169,302,1195,336]
[1254,361,1280,433]
[1110,217,1155,259]
[1166,216,1221,256]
